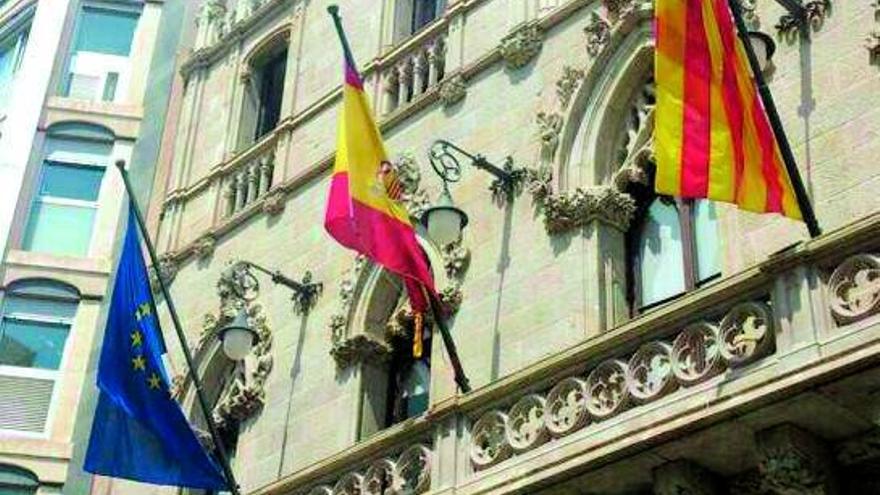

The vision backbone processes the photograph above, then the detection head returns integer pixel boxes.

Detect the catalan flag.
[654,0,802,220]
[324,8,437,356]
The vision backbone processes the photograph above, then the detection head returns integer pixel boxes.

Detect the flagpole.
[728,0,822,238]
[429,293,472,393]
[115,161,241,495]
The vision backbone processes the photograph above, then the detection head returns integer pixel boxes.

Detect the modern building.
[0,0,187,492]
[61,0,880,493]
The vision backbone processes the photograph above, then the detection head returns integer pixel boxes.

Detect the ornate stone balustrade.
[469,300,776,469]
[379,26,447,115]
[222,134,277,218]
[303,443,432,495]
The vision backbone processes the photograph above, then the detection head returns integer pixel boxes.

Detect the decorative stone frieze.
[438,73,467,107]
[192,233,216,260]
[756,424,839,495]
[499,21,543,70]
[583,11,612,57]
[654,460,722,495]
[304,443,432,495]
[555,66,585,109]
[828,253,880,325]
[776,1,832,41]
[468,301,775,468]
[330,334,392,368]
[539,185,637,234]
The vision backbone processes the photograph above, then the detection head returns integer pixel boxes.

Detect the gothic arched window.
[627,172,722,312]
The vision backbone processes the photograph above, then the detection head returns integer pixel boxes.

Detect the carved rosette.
[505,394,548,452]
[544,377,589,436]
[626,342,676,403]
[499,21,543,69]
[583,11,611,57]
[362,459,396,495]
[828,254,880,325]
[586,359,630,419]
[470,411,511,469]
[438,73,467,106]
[469,299,777,467]
[671,322,723,386]
[556,65,585,108]
[396,445,432,493]
[333,473,363,495]
[719,302,774,365]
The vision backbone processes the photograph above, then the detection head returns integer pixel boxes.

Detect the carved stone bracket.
[330,334,392,368]
[192,233,216,260]
[468,300,775,468]
[555,66,585,109]
[148,253,179,294]
[438,73,467,107]
[304,443,432,495]
[536,111,563,167]
[500,21,543,70]
[539,185,637,234]
[828,253,880,325]
[583,11,612,57]
[756,424,839,495]
[775,1,832,41]
[261,188,286,215]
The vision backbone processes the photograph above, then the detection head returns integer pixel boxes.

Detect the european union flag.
[84,207,228,490]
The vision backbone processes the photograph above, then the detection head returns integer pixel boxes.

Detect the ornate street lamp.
[421,139,526,246]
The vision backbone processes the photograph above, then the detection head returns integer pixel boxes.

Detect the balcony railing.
[221,133,277,218]
[379,23,447,115]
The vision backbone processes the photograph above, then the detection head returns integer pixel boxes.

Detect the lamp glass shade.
[219,309,255,361]
[427,207,464,246]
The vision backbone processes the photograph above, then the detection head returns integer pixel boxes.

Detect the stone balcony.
[244,213,880,494]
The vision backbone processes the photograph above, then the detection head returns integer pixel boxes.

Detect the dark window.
[254,50,287,140]
[626,170,721,313]
[410,0,445,35]
[385,331,431,427]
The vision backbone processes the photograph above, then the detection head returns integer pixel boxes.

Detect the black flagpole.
[326,6,473,394]
[728,0,822,238]
[115,161,241,495]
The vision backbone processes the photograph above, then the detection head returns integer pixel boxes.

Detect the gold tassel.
[413,312,424,358]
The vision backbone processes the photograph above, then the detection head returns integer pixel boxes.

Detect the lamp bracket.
[428,139,527,204]
[228,260,323,315]
[773,0,807,19]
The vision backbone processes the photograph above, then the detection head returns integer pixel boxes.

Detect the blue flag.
[84,207,228,490]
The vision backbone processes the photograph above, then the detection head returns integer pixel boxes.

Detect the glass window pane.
[694,200,722,282]
[22,202,97,257]
[74,7,139,57]
[4,296,78,320]
[401,361,430,419]
[38,162,104,201]
[639,199,686,306]
[0,317,70,370]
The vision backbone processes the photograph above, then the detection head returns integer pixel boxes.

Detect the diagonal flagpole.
[326,5,472,394]
[728,0,822,238]
[115,161,241,495]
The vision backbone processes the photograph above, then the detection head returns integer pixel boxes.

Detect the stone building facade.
[120,0,880,493]
[0,0,188,492]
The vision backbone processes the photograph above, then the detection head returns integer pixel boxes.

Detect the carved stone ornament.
[536,111,563,166]
[499,21,543,70]
[505,394,548,452]
[775,0,832,41]
[442,241,471,279]
[583,11,612,57]
[438,73,467,107]
[828,254,880,325]
[868,31,880,65]
[740,0,759,30]
[556,65,585,109]
[197,0,227,26]
[470,411,511,469]
[539,185,637,234]
[304,443,432,495]
[330,334,392,368]
[603,0,637,21]
[468,299,776,467]
[149,253,179,294]
[261,188,286,215]
[192,233,216,260]
[756,424,838,495]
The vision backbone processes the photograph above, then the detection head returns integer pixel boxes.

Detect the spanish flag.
[655,0,802,220]
[325,10,436,356]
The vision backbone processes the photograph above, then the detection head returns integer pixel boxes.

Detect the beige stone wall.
[149,0,880,493]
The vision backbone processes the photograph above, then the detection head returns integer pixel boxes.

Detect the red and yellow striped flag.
[655,0,802,219]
